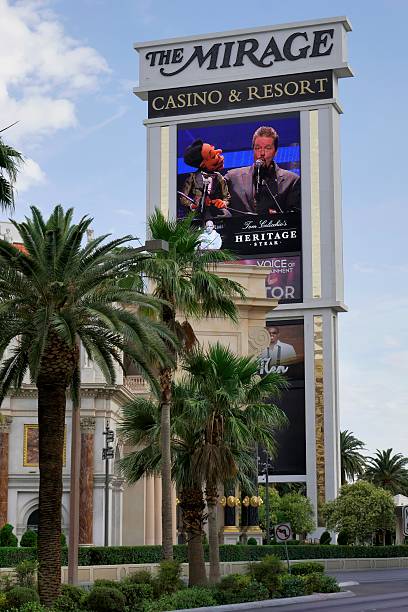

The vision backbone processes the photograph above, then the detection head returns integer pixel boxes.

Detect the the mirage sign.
[134,18,351,92]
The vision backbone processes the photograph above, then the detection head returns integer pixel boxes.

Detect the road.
[223,568,408,611]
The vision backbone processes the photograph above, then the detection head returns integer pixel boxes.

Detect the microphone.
[255,158,264,195]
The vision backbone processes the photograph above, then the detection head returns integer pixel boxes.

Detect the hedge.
[2,545,408,568]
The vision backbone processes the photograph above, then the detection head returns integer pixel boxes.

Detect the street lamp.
[102,421,115,547]
[258,451,274,544]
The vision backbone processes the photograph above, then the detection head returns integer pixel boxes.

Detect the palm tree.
[0,129,23,210]
[365,448,408,494]
[184,343,288,583]
[119,384,209,586]
[340,430,366,484]
[0,205,174,607]
[119,368,284,586]
[138,210,245,559]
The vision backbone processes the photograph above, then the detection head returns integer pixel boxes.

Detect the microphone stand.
[256,163,262,197]
[261,178,283,213]
[199,173,211,215]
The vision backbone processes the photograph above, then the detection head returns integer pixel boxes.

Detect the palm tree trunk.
[37,382,66,607]
[206,484,220,584]
[160,367,173,560]
[188,532,207,586]
[179,487,207,586]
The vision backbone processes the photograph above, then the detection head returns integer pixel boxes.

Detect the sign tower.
[134,17,353,534]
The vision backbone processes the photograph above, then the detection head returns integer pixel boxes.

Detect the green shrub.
[214,574,269,604]
[337,530,351,545]
[0,592,7,608]
[144,587,216,612]
[51,584,86,611]
[319,531,332,545]
[290,561,325,576]
[4,543,408,569]
[93,579,118,589]
[6,586,40,608]
[248,555,285,595]
[247,537,258,545]
[83,586,126,612]
[125,569,152,584]
[20,531,38,548]
[277,574,305,598]
[118,582,153,608]
[0,524,18,547]
[304,573,340,594]
[214,573,251,603]
[153,559,183,596]
[8,603,48,612]
[61,533,67,547]
[0,547,37,568]
[14,560,38,588]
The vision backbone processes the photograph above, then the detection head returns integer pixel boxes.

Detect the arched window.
[27,509,39,532]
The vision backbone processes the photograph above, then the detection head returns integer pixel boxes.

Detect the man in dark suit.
[225,126,300,216]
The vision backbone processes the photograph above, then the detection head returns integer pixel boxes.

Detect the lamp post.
[258,450,274,544]
[102,421,115,546]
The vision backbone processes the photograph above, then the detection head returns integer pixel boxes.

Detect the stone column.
[154,475,162,545]
[0,416,11,529]
[221,487,240,544]
[79,417,95,544]
[145,476,155,545]
[171,483,177,545]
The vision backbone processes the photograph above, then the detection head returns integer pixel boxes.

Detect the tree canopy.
[340,430,366,485]
[0,131,23,211]
[364,448,408,495]
[323,481,395,544]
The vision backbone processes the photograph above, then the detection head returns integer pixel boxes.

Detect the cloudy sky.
[1,0,407,458]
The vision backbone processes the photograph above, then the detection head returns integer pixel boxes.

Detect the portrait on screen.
[177,113,302,302]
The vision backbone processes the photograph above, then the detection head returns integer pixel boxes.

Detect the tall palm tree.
[340,430,366,484]
[0,205,174,607]
[184,343,288,583]
[138,210,245,559]
[0,130,23,210]
[119,384,208,586]
[119,370,283,586]
[365,448,408,494]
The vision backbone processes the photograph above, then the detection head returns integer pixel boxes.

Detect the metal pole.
[285,541,291,573]
[104,421,109,547]
[265,459,270,545]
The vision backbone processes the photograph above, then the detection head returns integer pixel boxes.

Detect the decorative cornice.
[7,383,136,405]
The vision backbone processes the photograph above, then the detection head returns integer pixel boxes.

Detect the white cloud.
[0,0,110,174]
[14,157,46,192]
[115,208,137,218]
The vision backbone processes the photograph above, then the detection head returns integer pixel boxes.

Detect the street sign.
[403,506,408,537]
[275,523,292,542]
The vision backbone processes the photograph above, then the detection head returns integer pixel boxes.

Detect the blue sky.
[2,0,408,458]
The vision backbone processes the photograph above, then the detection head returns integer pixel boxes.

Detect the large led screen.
[258,319,306,475]
[177,113,302,303]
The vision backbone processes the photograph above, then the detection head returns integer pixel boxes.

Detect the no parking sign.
[275,523,292,542]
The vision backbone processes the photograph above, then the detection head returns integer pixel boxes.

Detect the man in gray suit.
[225,126,300,216]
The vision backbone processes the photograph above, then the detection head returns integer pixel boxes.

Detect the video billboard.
[258,319,305,475]
[177,113,302,302]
